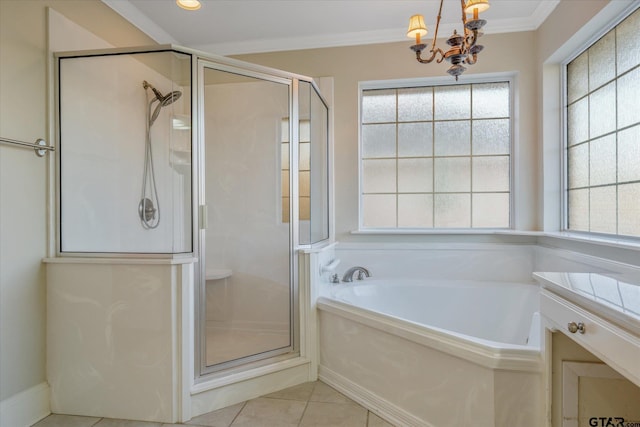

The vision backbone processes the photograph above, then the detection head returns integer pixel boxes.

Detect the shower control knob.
[567,321,585,334]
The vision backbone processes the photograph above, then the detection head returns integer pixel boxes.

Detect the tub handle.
[567,321,585,334]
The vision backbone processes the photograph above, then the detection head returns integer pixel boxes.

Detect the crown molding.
[102,0,561,56]
[193,15,545,56]
[101,0,178,44]
[194,28,408,56]
[531,0,562,29]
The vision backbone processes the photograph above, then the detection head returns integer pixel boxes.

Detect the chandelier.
[407,0,490,79]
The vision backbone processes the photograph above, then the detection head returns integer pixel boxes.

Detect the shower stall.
[198,63,330,375]
[51,45,330,422]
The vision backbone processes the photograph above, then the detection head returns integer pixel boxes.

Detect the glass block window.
[566,7,640,237]
[360,81,511,229]
[281,119,310,223]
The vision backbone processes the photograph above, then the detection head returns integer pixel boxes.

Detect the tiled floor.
[32,381,394,427]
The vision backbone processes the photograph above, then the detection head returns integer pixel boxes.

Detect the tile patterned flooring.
[32,381,394,427]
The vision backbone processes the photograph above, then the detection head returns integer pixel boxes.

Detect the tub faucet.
[342,266,371,282]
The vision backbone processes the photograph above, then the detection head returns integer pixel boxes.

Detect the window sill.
[351,229,640,252]
[538,231,640,253]
[352,229,542,236]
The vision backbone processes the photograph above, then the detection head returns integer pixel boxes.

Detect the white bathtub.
[330,278,541,349]
[317,278,543,427]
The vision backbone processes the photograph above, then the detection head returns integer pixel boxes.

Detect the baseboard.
[0,382,50,427]
[318,365,431,427]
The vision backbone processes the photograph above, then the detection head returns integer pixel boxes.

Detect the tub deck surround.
[535,272,640,388]
[316,277,544,426]
[317,298,542,372]
[318,309,543,427]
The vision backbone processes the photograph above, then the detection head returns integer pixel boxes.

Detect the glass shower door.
[199,64,294,372]
[298,81,330,245]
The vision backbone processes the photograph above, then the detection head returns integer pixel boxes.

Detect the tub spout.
[342,266,371,282]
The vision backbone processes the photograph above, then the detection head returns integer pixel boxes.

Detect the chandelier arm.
[429,0,445,53]
[416,48,445,64]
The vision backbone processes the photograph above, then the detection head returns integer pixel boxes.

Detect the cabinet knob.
[567,321,586,334]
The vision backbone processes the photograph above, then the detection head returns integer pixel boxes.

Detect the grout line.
[227,401,247,427]
[296,401,310,427]
[296,380,317,426]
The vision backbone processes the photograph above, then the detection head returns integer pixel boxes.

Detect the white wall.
[0,2,48,408]
[0,1,155,424]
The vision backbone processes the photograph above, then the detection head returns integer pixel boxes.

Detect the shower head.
[143,80,182,106]
[160,90,182,106]
[143,80,183,126]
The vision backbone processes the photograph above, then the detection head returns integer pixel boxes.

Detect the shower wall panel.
[58,51,192,254]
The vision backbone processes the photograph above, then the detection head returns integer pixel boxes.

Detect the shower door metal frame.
[195,58,304,378]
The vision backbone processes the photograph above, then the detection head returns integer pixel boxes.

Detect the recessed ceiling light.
[176,0,201,11]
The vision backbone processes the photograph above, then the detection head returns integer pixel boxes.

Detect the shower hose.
[139,95,161,229]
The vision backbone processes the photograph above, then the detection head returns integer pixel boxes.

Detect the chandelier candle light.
[407,0,490,79]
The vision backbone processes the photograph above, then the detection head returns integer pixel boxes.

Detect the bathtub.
[316,278,543,427]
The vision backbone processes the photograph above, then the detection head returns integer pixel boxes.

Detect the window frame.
[357,73,517,232]
[561,5,640,241]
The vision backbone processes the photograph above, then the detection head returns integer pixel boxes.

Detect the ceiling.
[102,0,560,56]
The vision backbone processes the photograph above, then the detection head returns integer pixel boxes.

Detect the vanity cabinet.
[535,272,640,427]
[536,272,640,388]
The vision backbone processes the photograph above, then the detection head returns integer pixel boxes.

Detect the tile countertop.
[533,271,640,336]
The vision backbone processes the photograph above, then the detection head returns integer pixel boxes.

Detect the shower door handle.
[199,205,208,230]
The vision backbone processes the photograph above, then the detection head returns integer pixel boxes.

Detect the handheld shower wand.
[139,80,182,229]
